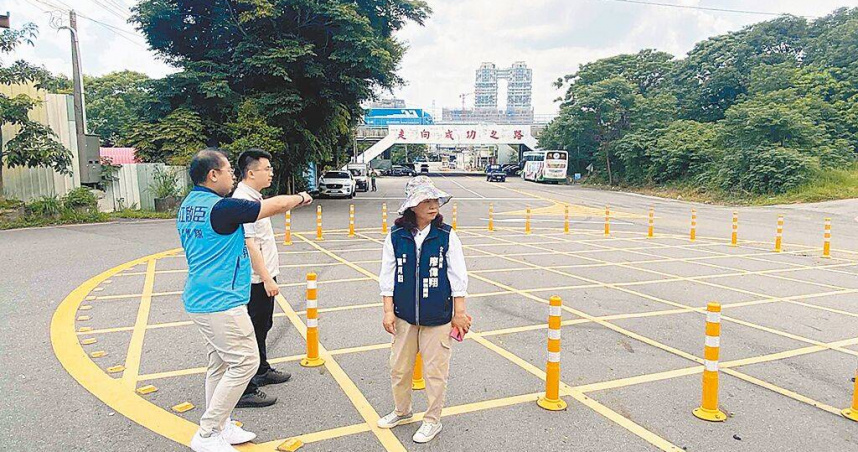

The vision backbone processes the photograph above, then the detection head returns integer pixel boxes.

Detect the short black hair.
[189,148,228,185]
[237,148,273,180]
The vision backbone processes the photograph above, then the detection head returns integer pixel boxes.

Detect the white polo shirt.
[232,182,280,284]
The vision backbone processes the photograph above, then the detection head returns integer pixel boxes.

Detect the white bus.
[522,150,568,183]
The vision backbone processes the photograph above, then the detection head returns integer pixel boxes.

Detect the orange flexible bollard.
[693,302,726,422]
[731,211,738,247]
[647,206,654,238]
[284,210,292,245]
[537,296,567,411]
[412,352,426,390]
[843,365,858,421]
[823,218,832,258]
[348,204,355,238]
[690,209,697,242]
[604,205,610,236]
[381,203,388,234]
[300,273,325,367]
[315,205,323,241]
[564,204,570,234]
[525,206,532,235]
[774,215,784,252]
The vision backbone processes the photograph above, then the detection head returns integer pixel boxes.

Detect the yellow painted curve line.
[468,175,642,218]
[50,248,204,447]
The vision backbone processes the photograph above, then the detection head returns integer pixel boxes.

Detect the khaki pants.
[390,317,453,424]
[188,305,260,435]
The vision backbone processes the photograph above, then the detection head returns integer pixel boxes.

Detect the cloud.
[391,0,858,116]
[9,0,858,116]
[8,2,175,79]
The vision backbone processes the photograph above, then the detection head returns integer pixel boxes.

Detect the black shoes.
[236,369,291,408]
[236,388,277,408]
[252,368,291,387]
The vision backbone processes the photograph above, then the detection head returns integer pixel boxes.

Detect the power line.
[87,0,131,22]
[597,0,816,19]
[27,0,148,49]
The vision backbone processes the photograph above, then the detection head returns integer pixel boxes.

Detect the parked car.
[387,165,417,177]
[347,163,370,192]
[486,164,506,182]
[502,163,522,176]
[318,171,356,198]
[420,163,430,173]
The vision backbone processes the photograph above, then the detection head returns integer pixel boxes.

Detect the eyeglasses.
[214,167,235,177]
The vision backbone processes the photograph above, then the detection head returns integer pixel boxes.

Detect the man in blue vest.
[177,149,312,452]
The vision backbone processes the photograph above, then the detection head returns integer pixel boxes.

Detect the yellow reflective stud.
[171,402,194,413]
[277,438,304,451]
[136,385,158,395]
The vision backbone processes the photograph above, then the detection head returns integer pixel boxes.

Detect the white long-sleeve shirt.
[379,225,468,297]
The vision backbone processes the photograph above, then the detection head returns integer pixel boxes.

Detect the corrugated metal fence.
[1,85,81,202]
[104,164,189,211]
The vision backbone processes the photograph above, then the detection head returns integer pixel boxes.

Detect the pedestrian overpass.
[349,124,540,165]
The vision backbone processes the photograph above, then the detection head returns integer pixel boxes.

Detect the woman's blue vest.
[391,223,453,326]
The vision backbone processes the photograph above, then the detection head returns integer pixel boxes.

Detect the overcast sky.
[10,0,858,117]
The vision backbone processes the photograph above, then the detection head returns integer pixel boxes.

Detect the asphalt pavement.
[2,172,857,451]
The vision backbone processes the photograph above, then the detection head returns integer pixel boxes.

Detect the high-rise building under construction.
[444,61,533,123]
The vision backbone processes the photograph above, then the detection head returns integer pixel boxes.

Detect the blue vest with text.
[177,189,251,313]
[391,223,453,326]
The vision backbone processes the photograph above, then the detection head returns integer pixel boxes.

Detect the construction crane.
[459,92,472,112]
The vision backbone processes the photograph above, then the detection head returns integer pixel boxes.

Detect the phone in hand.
[450,327,464,342]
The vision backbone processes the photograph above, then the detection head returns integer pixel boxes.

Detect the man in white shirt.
[232,149,291,408]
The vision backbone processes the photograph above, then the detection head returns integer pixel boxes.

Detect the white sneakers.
[377,411,414,429]
[378,412,442,443]
[190,421,255,452]
[190,431,237,452]
[221,420,256,444]
[412,421,443,443]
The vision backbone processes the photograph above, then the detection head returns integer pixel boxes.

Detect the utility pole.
[66,10,88,159]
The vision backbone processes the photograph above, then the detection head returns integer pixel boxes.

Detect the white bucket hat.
[397,175,452,214]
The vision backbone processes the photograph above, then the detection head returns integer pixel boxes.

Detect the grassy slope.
[592,165,858,206]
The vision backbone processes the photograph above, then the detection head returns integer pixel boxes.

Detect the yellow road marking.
[470,333,682,451]
[51,248,200,447]
[122,259,157,388]
[465,229,858,357]
[255,424,372,448]
[273,292,406,452]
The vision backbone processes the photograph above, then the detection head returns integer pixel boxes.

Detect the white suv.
[318,171,356,198]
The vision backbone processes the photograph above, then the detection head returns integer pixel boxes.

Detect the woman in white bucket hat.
[376,176,471,443]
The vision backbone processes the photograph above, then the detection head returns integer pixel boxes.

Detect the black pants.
[243,277,275,395]
[371,180,377,191]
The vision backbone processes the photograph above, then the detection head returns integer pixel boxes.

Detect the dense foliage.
[540,8,858,196]
[130,0,430,192]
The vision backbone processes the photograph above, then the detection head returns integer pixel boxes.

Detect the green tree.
[126,107,207,165]
[131,0,430,192]
[544,8,858,196]
[0,23,72,199]
[672,15,809,122]
[84,71,152,146]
